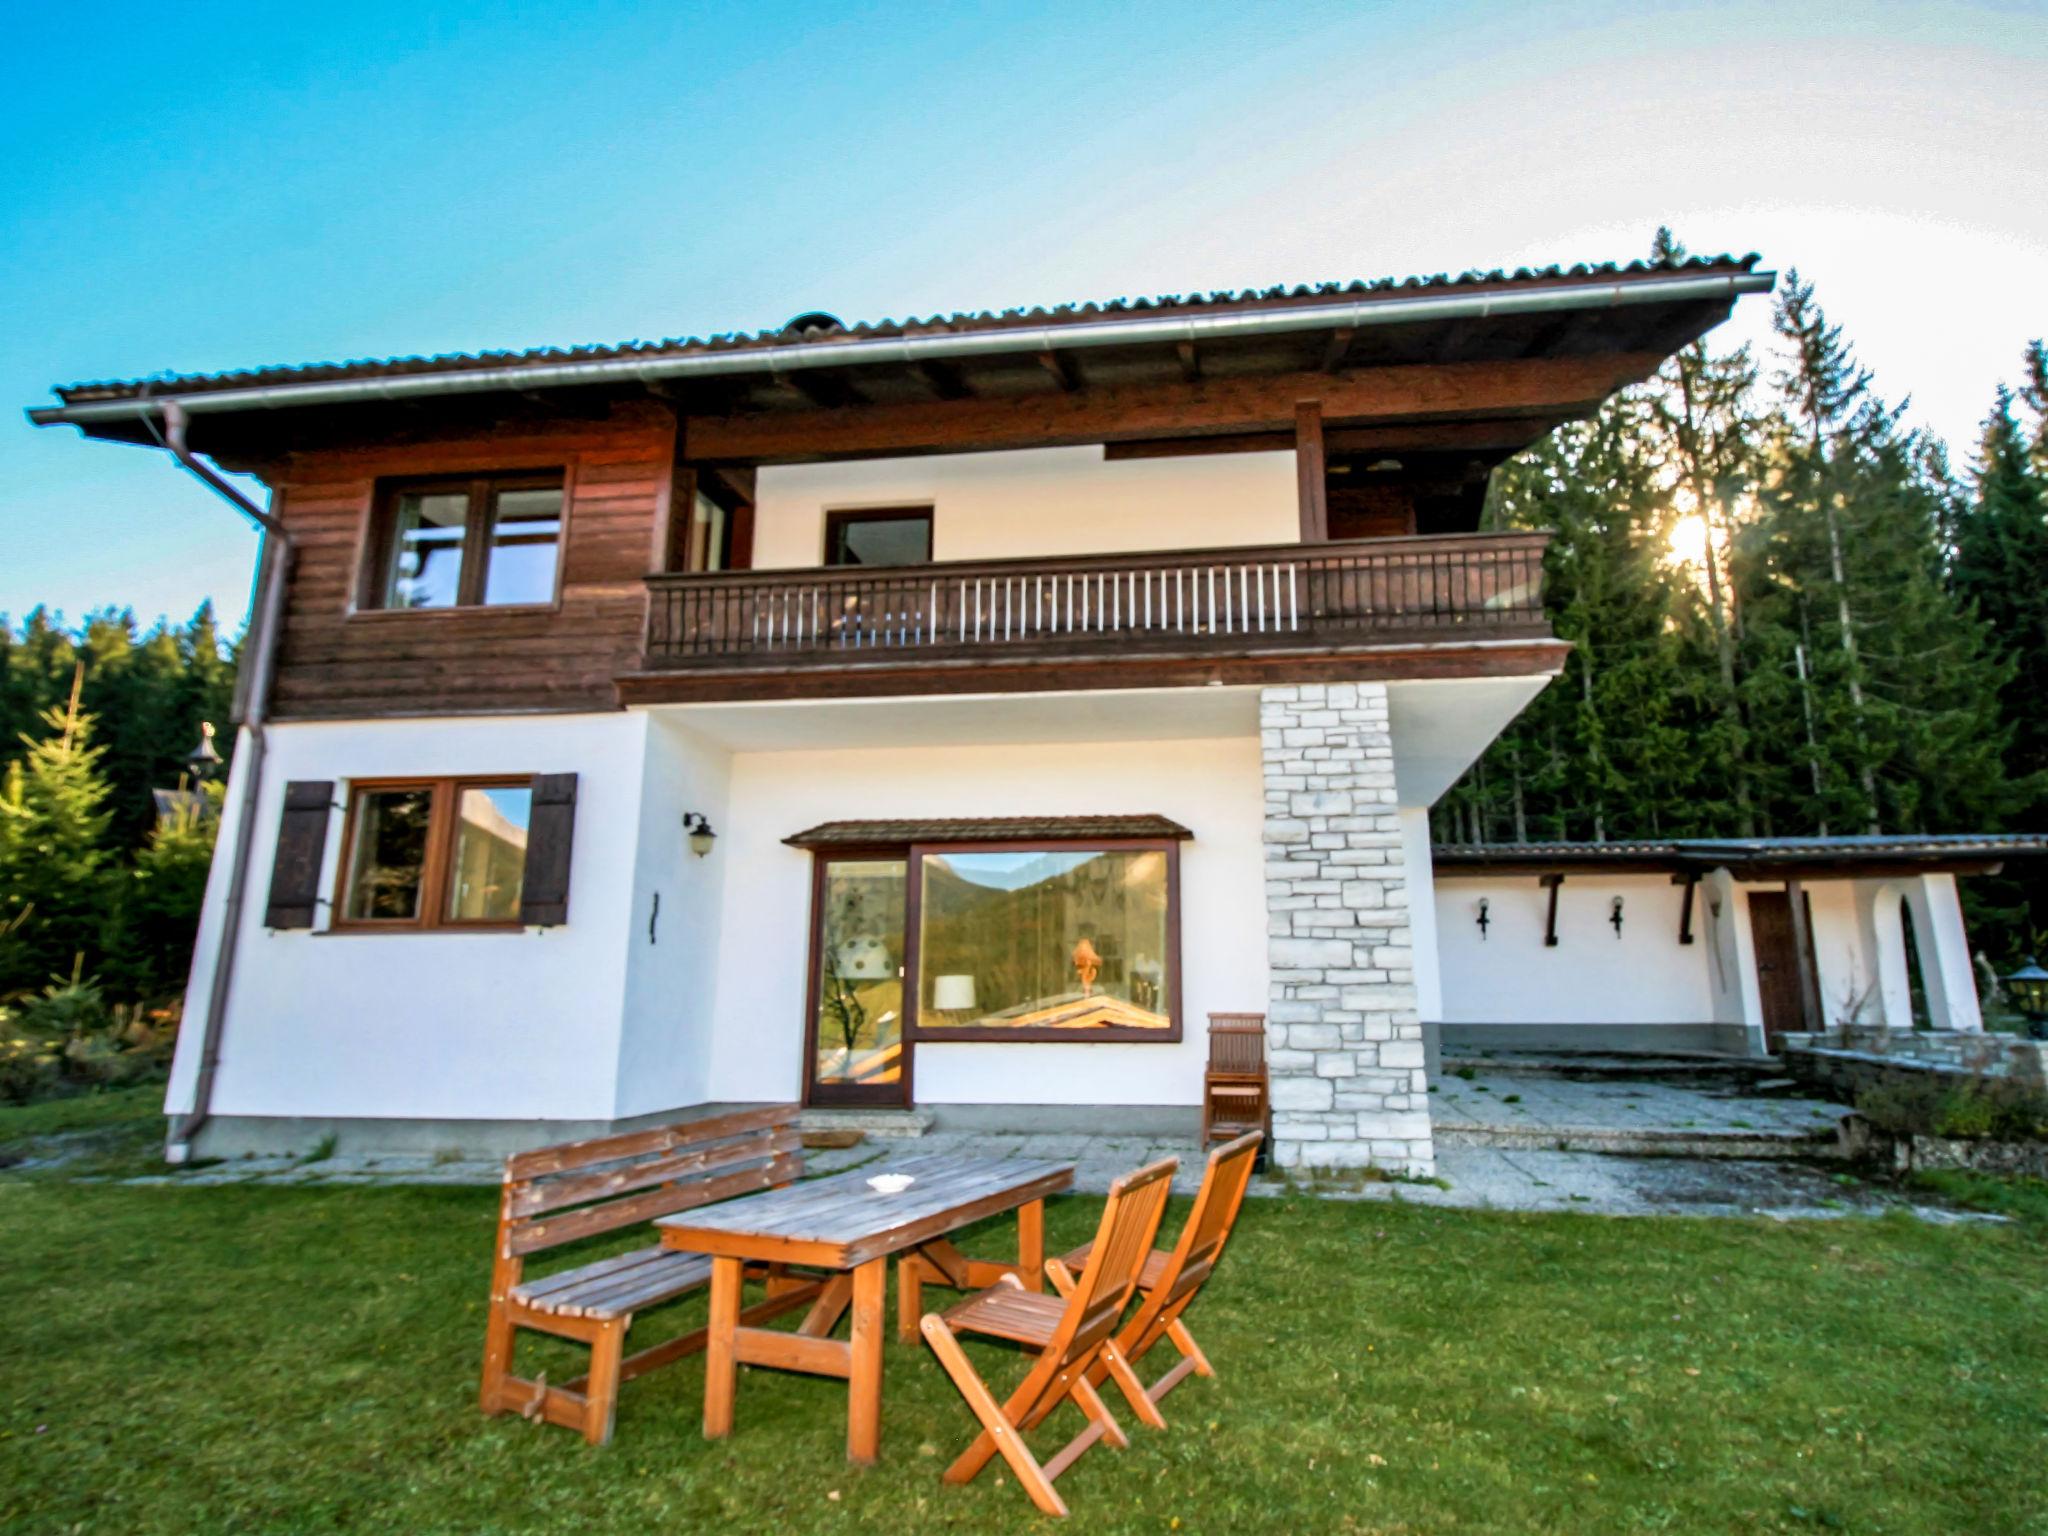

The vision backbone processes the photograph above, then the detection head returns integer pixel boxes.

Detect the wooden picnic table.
[657,1153,1074,1464]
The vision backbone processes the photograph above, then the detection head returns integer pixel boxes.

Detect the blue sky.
[4,0,2044,635]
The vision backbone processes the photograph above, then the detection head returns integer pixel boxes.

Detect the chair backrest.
[1157,1130,1262,1307]
[497,1104,802,1259]
[1207,1014,1267,1075]
[1052,1156,1178,1358]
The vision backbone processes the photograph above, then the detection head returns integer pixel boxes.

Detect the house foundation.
[1260,683,1434,1174]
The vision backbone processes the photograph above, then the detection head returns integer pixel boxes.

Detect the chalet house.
[30,254,1919,1175]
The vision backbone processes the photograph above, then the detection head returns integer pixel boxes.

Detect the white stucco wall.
[752,446,1298,569]
[614,716,734,1118]
[1400,809,1442,1023]
[170,713,651,1123]
[1436,873,1719,1026]
[704,734,1270,1108]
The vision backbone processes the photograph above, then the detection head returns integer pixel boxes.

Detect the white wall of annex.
[706,735,1269,1108]
[1435,873,1718,1025]
[170,713,648,1124]
[752,446,1298,568]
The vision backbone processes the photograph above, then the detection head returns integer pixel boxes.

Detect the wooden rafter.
[684,353,1664,463]
[1539,872,1564,947]
[1175,341,1201,382]
[914,360,970,400]
[1319,327,1356,373]
[1672,872,1699,946]
[1036,350,1080,392]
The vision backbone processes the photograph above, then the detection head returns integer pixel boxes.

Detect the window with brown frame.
[363,473,564,611]
[334,777,535,929]
[802,839,1183,1065]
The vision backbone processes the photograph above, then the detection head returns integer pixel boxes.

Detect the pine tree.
[0,670,117,994]
[1952,374,2048,953]
[105,782,223,1001]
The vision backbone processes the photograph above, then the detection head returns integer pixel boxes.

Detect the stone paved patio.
[102,1063,1963,1220]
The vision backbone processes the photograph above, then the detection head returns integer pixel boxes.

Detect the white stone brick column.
[1260,682,1434,1175]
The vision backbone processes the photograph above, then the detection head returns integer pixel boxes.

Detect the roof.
[1432,834,2048,880]
[46,254,1763,406]
[784,815,1193,849]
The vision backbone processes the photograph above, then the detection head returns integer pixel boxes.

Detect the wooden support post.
[1295,400,1328,543]
[1785,880,1823,1031]
[1673,873,1699,946]
[1539,872,1564,948]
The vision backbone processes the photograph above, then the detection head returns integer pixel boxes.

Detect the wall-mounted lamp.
[1475,898,1490,940]
[682,812,718,858]
[1609,896,1625,938]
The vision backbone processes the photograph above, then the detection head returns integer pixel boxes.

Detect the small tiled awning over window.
[784,815,1193,849]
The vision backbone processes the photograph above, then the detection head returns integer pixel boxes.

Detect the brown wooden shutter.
[520,773,578,927]
[265,780,335,929]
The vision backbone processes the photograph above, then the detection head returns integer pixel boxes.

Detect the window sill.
[912,1026,1182,1045]
[345,602,560,622]
[312,923,535,936]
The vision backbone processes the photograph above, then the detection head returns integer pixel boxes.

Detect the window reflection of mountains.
[921,851,1170,1032]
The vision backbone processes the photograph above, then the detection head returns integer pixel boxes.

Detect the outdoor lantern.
[682,812,717,858]
[185,720,222,778]
[2005,956,2048,1040]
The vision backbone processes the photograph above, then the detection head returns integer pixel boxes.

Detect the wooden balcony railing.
[640,532,1550,671]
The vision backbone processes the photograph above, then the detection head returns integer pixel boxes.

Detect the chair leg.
[1166,1315,1214,1378]
[582,1319,627,1446]
[1069,1373,1128,1451]
[920,1316,1067,1518]
[1098,1338,1166,1430]
[479,1300,518,1415]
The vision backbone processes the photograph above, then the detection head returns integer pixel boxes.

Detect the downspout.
[152,401,291,1162]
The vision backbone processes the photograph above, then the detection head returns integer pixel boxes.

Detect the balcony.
[623,532,1557,703]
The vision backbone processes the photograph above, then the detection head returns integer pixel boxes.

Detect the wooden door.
[1748,890,1813,1047]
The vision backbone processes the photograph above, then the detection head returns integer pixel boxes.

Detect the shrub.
[1856,1070,2048,1142]
[0,963,178,1104]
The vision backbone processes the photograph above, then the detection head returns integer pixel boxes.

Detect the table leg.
[847,1256,886,1464]
[1016,1198,1045,1293]
[703,1256,742,1440]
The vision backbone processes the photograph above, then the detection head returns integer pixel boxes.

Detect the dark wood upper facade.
[35,262,1772,720]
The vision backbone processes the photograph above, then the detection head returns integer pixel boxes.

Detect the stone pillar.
[1260,682,1434,1175]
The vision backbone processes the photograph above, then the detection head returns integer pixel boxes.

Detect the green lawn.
[3,1104,2045,1534]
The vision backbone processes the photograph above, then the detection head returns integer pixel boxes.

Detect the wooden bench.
[479,1104,822,1444]
[1201,1012,1270,1148]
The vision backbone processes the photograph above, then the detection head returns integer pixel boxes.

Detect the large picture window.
[365,473,564,611]
[911,842,1180,1042]
[334,776,534,930]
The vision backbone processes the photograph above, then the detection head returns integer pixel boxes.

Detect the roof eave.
[27,268,1776,432]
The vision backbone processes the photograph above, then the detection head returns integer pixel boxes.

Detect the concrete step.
[796,1107,936,1140]
[1435,1121,1846,1160]
[1442,1051,1782,1081]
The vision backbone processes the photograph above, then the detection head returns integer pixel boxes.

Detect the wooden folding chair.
[1201,1013,1269,1148]
[919,1157,1178,1518]
[1049,1129,1262,1429]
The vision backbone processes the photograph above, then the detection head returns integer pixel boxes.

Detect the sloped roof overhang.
[1431,834,2048,882]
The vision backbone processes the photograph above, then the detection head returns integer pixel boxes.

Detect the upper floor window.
[825,506,932,567]
[367,473,564,610]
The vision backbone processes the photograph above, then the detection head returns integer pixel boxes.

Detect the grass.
[4,1100,2047,1534]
